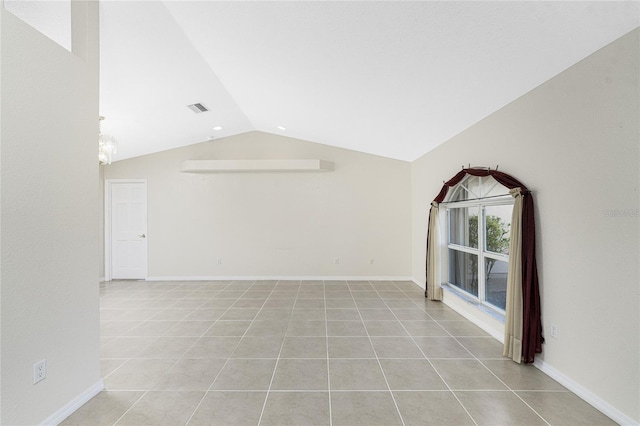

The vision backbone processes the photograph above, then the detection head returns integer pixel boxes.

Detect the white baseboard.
[145,275,414,282]
[534,360,638,425]
[42,379,104,426]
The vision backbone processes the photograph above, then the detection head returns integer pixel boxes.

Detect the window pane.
[465,177,480,198]
[480,176,510,198]
[449,207,478,248]
[485,258,508,310]
[448,249,478,297]
[484,205,512,255]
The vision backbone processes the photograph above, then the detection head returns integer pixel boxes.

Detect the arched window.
[443,175,513,311]
[425,168,543,364]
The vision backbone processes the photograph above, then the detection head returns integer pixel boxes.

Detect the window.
[444,176,512,312]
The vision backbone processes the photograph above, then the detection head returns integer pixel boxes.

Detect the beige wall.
[104,132,412,279]
[0,3,101,424]
[411,29,639,422]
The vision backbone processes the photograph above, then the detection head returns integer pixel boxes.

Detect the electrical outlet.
[33,359,47,384]
[334,257,340,265]
[369,258,375,265]
[550,324,559,339]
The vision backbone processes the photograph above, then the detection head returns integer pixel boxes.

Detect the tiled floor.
[63,280,615,426]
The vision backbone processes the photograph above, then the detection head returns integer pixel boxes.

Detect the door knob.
[138,234,146,238]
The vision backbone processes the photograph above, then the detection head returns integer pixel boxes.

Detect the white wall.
[1,2,101,424]
[103,131,412,279]
[412,29,639,423]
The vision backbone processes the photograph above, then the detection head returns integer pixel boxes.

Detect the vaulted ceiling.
[99,1,639,162]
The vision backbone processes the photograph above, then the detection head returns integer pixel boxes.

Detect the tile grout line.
[351,281,406,426]
[375,281,479,426]
[184,279,266,425]
[256,280,301,426]
[323,280,333,426]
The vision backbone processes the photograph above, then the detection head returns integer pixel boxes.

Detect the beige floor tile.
[152,358,226,391]
[116,391,204,425]
[187,391,266,425]
[255,309,293,320]
[290,308,326,321]
[393,391,474,425]
[400,320,449,337]
[136,336,198,359]
[163,320,215,337]
[203,320,251,336]
[438,320,489,336]
[370,337,425,358]
[101,337,159,359]
[391,308,431,320]
[325,308,361,320]
[327,320,367,336]
[101,359,127,378]
[260,391,330,426]
[231,336,284,358]
[330,391,402,426]
[123,321,177,337]
[328,337,376,358]
[431,359,507,390]
[218,308,260,320]
[483,360,567,390]
[325,299,356,309]
[184,308,227,321]
[245,319,289,336]
[104,359,177,390]
[380,359,447,390]
[285,320,327,336]
[354,299,388,309]
[280,336,327,358]
[359,308,396,320]
[182,336,240,359]
[457,336,507,358]
[211,358,277,390]
[294,298,325,308]
[271,359,328,390]
[61,391,143,426]
[329,359,387,390]
[517,391,617,425]
[455,391,547,425]
[413,336,474,358]
[364,320,409,336]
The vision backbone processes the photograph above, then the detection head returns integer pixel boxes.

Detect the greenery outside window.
[444,176,513,312]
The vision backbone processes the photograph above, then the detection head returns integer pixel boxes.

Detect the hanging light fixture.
[98,116,118,165]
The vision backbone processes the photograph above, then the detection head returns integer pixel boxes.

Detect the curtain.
[504,188,523,362]
[425,202,442,300]
[425,168,543,364]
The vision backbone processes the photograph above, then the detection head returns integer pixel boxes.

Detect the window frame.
[441,178,513,314]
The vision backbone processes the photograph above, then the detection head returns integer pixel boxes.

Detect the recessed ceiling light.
[277,125,286,131]
[213,126,223,131]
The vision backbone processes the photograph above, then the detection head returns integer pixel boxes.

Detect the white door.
[110,181,148,279]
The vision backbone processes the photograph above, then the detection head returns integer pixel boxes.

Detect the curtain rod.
[442,165,500,184]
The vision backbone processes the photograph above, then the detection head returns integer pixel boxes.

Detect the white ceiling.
[100,1,640,162]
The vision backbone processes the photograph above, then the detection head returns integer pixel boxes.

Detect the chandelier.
[98,116,117,165]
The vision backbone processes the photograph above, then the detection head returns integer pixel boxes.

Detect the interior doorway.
[105,179,148,280]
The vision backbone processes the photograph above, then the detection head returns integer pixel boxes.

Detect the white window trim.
[440,191,513,316]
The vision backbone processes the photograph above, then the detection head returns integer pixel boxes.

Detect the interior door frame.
[104,179,148,281]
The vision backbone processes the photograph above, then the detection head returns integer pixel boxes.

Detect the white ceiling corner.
[100,1,640,162]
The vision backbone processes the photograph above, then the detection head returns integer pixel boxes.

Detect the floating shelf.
[180,159,334,173]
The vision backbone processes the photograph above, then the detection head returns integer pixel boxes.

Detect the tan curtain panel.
[504,188,524,363]
[426,202,442,300]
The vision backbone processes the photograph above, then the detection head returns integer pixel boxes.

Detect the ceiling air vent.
[187,103,209,113]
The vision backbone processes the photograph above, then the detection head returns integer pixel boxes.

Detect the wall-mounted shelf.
[180,159,334,173]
